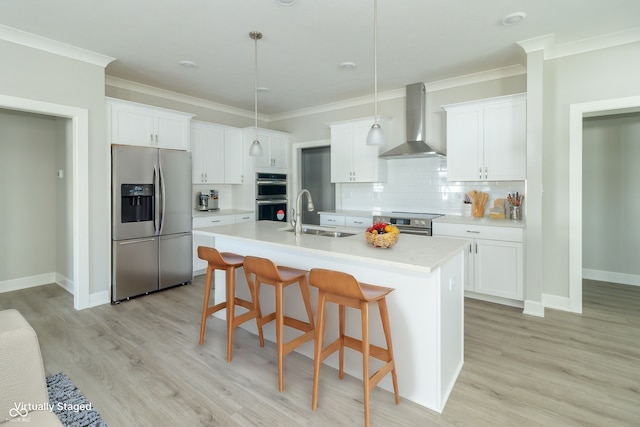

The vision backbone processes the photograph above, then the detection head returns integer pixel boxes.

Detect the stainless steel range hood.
[379,82,445,159]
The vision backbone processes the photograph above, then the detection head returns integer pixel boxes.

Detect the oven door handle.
[256,180,287,185]
[256,199,288,205]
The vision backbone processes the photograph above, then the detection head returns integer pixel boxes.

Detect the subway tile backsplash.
[340,157,526,215]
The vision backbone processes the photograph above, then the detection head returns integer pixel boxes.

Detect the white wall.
[0,110,58,281]
[583,112,640,279]
[543,41,640,297]
[0,39,109,297]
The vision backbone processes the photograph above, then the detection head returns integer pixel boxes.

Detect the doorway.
[568,95,640,313]
[0,94,90,309]
[301,146,335,225]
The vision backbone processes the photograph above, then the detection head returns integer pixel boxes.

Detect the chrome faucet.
[291,189,315,235]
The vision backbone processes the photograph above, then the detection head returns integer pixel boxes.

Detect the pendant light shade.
[249,31,264,156]
[366,0,385,147]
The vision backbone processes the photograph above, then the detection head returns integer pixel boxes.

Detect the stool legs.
[312,293,399,427]
[199,265,216,346]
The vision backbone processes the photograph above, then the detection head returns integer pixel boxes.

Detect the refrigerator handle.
[159,163,166,235]
[153,165,161,235]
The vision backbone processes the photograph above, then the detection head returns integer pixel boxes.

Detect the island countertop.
[198,220,469,274]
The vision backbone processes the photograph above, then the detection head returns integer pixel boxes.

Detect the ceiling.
[1,0,638,117]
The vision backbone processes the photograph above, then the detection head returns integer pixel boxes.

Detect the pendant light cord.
[373,0,378,125]
[254,33,259,141]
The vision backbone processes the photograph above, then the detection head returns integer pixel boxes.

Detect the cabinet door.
[446,105,483,181]
[351,121,385,182]
[268,134,290,169]
[224,128,243,183]
[475,239,523,300]
[330,126,353,182]
[155,111,190,150]
[110,102,155,147]
[483,98,526,180]
[191,124,224,184]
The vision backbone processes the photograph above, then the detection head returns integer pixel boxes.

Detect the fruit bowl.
[365,222,400,248]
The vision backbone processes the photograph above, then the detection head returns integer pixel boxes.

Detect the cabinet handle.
[475,243,478,254]
[150,134,154,143]
[353,221,363,224]
[484,167,488,179]
[479,167,482,179]
[466,230,480,233]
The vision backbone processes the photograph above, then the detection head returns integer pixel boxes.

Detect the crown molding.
[425,65,526,92]
[518,27,640,60]
[105,76,257,121]
[0,24,114,67]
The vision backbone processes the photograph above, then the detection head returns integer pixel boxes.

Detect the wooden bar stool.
[243,256,315,392]
[197,246,260,362]
[309,268,399,427]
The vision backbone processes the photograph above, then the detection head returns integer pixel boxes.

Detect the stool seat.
[197,246,260,362]
[243,256,315,392]
[309,268,399,427]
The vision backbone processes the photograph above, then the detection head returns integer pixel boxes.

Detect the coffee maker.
[196,192,209,211]
[208,190,219,210]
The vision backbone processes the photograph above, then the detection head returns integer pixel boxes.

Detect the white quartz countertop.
[433,214,526,228]
[198,220,469,274]
[193,209,253,218]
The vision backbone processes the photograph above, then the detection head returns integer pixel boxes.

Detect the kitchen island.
[197,220,468,413]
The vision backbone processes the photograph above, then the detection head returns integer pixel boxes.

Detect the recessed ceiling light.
[340,62,357,70]
[257,87,270,93]
[276,0,296,5]
[180,60,196,68]
[502,12,526,26]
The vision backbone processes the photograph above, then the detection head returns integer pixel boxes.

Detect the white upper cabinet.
[329,117,387,183]
[106,98,193,150]
[191,121,243,184]
[244,127,291,171]
[443,93,526,181]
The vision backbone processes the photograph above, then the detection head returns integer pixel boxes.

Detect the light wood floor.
[1,278,638,426]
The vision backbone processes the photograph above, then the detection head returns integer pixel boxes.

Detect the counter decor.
[365,222,400,248]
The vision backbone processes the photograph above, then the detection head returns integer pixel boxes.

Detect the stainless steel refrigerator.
[111,146,192,303]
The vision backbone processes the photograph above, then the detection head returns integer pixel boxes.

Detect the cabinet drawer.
[345,216,371,228]
[320,214,346,227]
[235,212,255,223]
[434,222,523,242]
[192,215,235,229]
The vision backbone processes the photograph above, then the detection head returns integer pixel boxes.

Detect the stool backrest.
[309,268,365,300]
[243,256,281,283]
[197,246,226,269]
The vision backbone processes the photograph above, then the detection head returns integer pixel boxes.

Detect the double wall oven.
[255,172,288,222]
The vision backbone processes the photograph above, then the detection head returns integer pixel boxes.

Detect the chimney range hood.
[379,82,445,159]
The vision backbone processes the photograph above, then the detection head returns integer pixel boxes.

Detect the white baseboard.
[55,272,74,294]
[88,291,110,307]
[0,273,56,293]
[582,268,640,287]
[523,300,545,317]
[542,293,573,312]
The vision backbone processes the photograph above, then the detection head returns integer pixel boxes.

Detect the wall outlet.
[57,170,64,178]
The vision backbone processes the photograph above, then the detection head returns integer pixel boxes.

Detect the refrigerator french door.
[111,146,192,302]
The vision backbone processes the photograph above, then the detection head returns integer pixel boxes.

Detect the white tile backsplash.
[340,157,525,216]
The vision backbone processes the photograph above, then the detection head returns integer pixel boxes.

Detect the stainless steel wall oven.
[256,172,288,222]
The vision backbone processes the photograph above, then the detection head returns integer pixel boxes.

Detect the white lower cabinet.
[319,213,371,229]
[433,222,524,302]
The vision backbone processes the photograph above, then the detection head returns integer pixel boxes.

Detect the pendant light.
[249,31,264,156]
[366,0,385,146]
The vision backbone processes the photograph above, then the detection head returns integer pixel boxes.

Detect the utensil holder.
[509,206,522,220]
[462,204,472,217]
[472,202,485,217]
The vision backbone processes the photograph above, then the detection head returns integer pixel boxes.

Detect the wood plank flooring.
[1,277,638,426]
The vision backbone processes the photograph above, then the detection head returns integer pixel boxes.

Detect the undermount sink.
[284,227,355,238]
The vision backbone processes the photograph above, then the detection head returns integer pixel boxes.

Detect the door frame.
[568,95,640,313]
[0,94,90,310]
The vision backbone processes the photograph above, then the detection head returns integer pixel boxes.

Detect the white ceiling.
[1,0,638,116]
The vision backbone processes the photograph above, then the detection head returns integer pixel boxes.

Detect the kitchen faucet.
[291,189,315,235]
